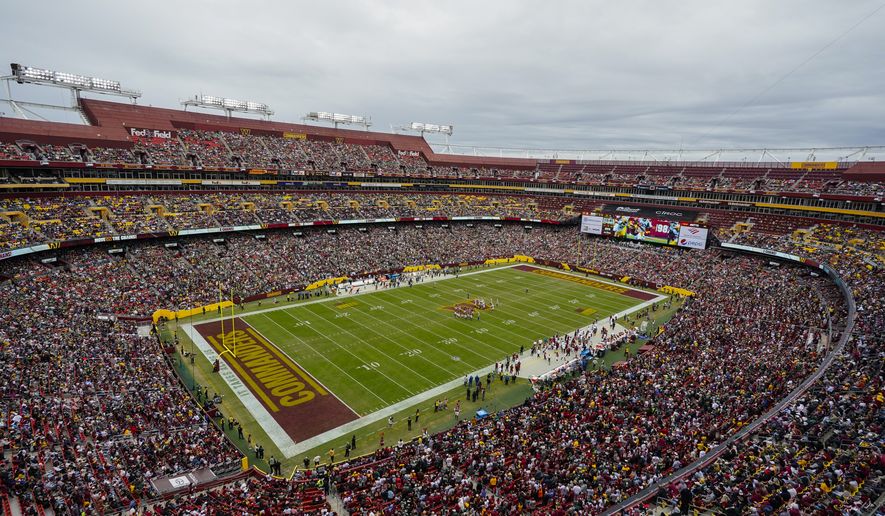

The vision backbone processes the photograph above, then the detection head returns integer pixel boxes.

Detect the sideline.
[179,263,667,458]
[181,324,300,457]
[191,262,661,325]
[273,290,667,457]
[192,264,520,325]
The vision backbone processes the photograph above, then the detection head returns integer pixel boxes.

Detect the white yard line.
[365,294,509,363]
[252,311,397,403]
[179,263,668,457]
[180,322,299,457]
[195,264,522,325]
[284,361,500,457]
[287,293,667,456]
[246,323,360,417]
[297,303,447,384]
[270,309,421,396]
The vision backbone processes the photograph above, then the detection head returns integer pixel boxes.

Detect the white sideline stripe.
[197,264,522,325]
[280,269,669,456]
[195,261,660,326]
[517,265,670,336]
[181,323,299,458]
[245,323,360,417]
[286,362,499,457]
[568,295,667,339]
[517,321,632,378]
[182,262,668,457]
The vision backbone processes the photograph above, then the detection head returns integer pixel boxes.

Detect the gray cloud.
[3,0,884,152]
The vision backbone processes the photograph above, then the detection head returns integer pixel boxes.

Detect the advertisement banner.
[677,225,709,249]
[282,132,307,140]
[201,180,261,186]
[127,127,175,139]
[790,161,837,170]
[602,205,698,221]
[580,214,604,235]
[585,213,707,249]
[107,179,183,186]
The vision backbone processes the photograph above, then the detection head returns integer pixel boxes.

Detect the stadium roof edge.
[0,98,882,171]
[79,99,539,169]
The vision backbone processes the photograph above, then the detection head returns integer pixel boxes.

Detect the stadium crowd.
[0,222,658,514]
[0,191,567,250]
[0,215,882,514]
[328,252,840,514]
[142,473,331,515]
[652,224,885,515]
[1,138,883,195]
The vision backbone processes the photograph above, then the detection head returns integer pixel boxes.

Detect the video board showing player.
[604,215,681,245]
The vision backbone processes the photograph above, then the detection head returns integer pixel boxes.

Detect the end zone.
[513,264,659,301]
[186,318,358,456]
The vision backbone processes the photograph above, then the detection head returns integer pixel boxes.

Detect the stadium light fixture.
[1,63,141,122]
[303,111,372,130]
[200,95,224,106]
[182,94,274,120]
[7,63,140,99]
[408,122,453,136]
[246,101,269,111]
[222,98,247,110]
[398,121,454,150]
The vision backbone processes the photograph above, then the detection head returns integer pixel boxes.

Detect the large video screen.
[608,215,680,245]
[580,214,708,249]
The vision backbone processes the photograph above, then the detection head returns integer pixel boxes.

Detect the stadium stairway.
[326,491,349,515]
[2,494,22,516]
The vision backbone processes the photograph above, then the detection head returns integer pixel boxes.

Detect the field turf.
[239,264,646,416]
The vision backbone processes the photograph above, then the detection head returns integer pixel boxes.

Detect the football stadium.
[1,2,884,515]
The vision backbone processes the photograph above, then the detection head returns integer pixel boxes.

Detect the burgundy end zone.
[620,289,657,301]
[513,264,658,301]
[194,318,357,442]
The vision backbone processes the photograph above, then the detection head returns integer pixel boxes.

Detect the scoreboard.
[580,213,709,249]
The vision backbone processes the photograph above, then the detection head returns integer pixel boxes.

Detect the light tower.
[1,63,141,123]
[399,122,454,151]
[303,111,371,130]
[182,95,274,120]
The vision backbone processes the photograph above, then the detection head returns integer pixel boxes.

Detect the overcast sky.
[3,0,884,154]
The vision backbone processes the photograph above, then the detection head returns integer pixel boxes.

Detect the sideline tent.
[475,409,489,419]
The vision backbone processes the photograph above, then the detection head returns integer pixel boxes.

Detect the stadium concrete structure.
[0,95,882,515]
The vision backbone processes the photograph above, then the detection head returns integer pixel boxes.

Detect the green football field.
[238,264,649,416]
